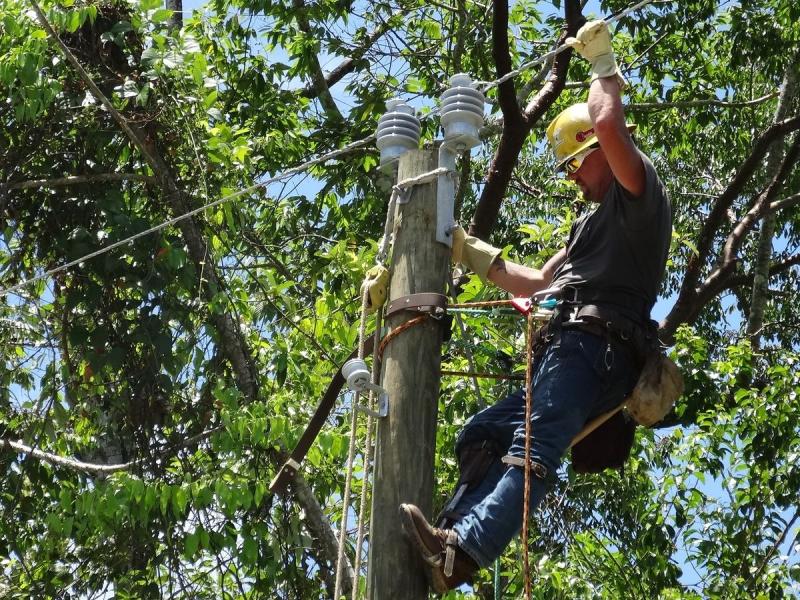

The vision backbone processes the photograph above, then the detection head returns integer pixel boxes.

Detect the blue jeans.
[451,328,639,567]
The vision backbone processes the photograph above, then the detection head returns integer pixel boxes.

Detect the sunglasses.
[562,146,598,175]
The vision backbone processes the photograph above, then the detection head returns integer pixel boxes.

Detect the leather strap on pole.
[384,293,447,319]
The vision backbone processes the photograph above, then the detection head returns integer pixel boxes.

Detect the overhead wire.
[0,0,659,301]
[475,0,659,91]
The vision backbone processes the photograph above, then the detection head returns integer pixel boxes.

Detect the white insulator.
[342,358,371,393]
[376,99,421,166]
[440,73,485,151]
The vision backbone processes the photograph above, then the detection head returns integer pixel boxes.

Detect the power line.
[0,0,660,299]
[0,135,374,298]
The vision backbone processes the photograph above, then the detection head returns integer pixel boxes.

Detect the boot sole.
[398,504,450,594]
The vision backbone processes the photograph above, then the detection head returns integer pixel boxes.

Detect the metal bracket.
[342,358,389,418]
[396,186,413,205]
[354,390,389,418]
[436,145,457,247]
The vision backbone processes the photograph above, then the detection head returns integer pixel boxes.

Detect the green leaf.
[184,531,199,559]
[242,536,257,565]
[150,8,172,23]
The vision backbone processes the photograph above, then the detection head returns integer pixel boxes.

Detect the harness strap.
[560,285,651,321]
[443,530,459,577]
[385,293,447,319]
[501,455,548,479]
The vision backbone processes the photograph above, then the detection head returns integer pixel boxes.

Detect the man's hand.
[566,20,626,88]
[363,265,389,313]
[451,226,502,282]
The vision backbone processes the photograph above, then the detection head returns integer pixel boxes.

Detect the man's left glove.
[566,20,626,89]
[451,226,502,282]
[363,265,389,313]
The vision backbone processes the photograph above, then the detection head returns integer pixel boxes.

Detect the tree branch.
[769,191,800,214]
[1,173,156,192]
[720,135,800,269]
[469,0,582,239]
[0,427,222,474]
[491,0,521,123]
[667,135,800,335]
[661,115,800,340]
[723,254,800,291]
[292,0,343,120]
[628,92,780,112]
[299,12,399,98]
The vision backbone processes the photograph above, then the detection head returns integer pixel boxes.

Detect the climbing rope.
[521,311,535,600]
[351,314,383,600]
[333,285,372,600]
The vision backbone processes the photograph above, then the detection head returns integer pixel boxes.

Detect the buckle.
[531,287,562,304]
[561,285,581,303]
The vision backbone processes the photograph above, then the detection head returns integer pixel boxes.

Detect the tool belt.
[531,301,658,369]
[528,290,663,474]
[545,300,682,428]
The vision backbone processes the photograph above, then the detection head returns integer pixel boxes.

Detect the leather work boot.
[399,503,478,594]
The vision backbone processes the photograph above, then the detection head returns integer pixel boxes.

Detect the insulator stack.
[440,73,485,151]
[376,99,421,166]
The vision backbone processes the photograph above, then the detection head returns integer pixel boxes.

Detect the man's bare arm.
[486,248,567,296]
[589,76,645,198]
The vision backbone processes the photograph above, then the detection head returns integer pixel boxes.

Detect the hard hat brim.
[554,123,638,172]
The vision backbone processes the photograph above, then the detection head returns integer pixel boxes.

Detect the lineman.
[399,20,672,593]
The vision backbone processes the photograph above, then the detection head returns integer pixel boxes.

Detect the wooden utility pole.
[367,148,450,598]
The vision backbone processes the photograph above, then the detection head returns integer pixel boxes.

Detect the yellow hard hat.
[546,103,636,171]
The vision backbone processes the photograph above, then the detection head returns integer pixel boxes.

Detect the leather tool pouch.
[626,350,684,427]
[571,410,636,474]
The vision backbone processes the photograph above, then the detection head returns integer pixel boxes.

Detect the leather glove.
[363,265,389,313]
[566,20,626,89]
[451,225,502,282]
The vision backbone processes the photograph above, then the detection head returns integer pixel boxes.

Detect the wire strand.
[2,0,659,301]
[475,0,659,91]
[0,135,373,298]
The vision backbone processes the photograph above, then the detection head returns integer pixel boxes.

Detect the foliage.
[0,0,799,598]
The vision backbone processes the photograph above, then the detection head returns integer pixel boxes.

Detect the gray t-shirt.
[550,152,671,322]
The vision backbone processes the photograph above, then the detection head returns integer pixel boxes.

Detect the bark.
[469,0,583,239]
[745,58,798,349]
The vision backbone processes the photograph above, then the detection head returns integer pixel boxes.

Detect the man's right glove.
[451,226,502,282]
[565,20,626,89]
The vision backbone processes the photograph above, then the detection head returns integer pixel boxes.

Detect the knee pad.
[436,439,502,528]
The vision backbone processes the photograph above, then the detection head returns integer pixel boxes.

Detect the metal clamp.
[395,186,414,204]
[341,358,389,418]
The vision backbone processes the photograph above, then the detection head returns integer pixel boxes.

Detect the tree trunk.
[746,57,798,349]
[165,0,182,30]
